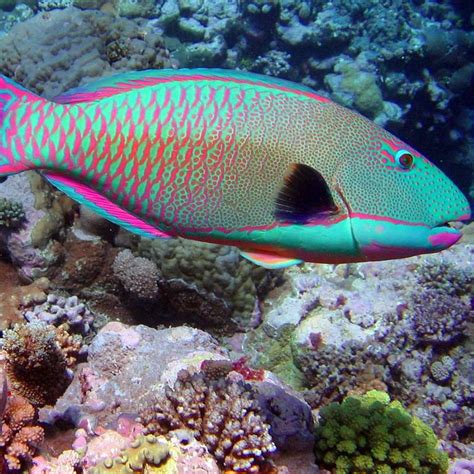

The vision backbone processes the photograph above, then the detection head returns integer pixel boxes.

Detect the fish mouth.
[428,216,469,249]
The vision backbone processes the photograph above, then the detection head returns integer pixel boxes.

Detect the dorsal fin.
[53,68,330,104]
[275,163,338,223]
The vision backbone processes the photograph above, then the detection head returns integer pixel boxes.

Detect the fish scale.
[0,69,470,268]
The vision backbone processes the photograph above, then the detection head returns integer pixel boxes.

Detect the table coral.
[1,322,71,406]
[0,392,44,472]
[314,390,449,474]
[139,369,276,473]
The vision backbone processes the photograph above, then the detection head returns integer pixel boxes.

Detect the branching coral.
[0,197,25,229]
[54,324,84,368]
[32,450,82,474]
[139,370,276,472]
[88,434,170,474]
[0,392,44,472]
[409,288,472,345]
[314,390,449,474]
[1,322,70,406]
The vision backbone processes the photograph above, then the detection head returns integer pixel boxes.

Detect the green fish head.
[334,124,471,261]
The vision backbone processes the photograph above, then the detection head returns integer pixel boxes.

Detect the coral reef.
[1,322,71,406]
[41,322,228,428]
[31,450,82,474]
[0,197,25,229]
[0,1,471,472]
[0,8,172,99]
[138,237,280,329]
[88,434,170,473]
[314,390,449,473]
[24,293,95,336]
[140,369,276,472]
[0,173,73,280]
[112,249,160,300]
[0,387,45,472]
[245,239,473,454]
[0,261,49,331]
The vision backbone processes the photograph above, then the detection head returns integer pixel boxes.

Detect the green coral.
[89,434,170,474]
[314,390,449,474]
[0,197,25,229]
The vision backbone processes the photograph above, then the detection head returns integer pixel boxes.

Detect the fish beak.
[427,224,463,249]
[428,210,471,250]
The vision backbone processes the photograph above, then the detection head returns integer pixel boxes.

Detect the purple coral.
[24,294,95,335]
[409,288,472,345]
[449,459,474,474]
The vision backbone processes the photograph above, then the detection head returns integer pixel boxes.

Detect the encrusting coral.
[88,434,170,474]
[1,322,70,406]
[139,370,276,473]
[314,390,449,474]
[0,372,44,473]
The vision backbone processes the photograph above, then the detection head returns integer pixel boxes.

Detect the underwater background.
[0,0,472,473]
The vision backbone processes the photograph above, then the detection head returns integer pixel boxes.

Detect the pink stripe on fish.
[350,213,429,227]
[44,172,173,239]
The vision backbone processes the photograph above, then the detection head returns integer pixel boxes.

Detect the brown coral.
[140,370,276,473]
[2,322,70,406]
[0,392,44,472]
[54,324,83,368]
[0,261,49,331]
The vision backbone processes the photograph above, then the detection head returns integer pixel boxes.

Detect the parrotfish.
[0,69,470,268]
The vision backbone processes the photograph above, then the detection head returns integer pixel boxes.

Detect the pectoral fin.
[275,163,338,223]
[240,250,302,269]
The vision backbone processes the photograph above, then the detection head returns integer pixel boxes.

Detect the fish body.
[0,69,470,268]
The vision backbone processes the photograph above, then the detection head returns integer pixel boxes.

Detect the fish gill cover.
[0,1,472,473]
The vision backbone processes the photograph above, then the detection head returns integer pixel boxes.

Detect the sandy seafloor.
[0,0,473,473]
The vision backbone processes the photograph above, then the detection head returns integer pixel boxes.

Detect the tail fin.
[0,75,40,177]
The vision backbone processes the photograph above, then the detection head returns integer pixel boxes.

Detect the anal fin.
[240,250,302,269]
[42,172,172,240]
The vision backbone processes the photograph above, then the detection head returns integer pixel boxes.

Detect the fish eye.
[395,150,414,170]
